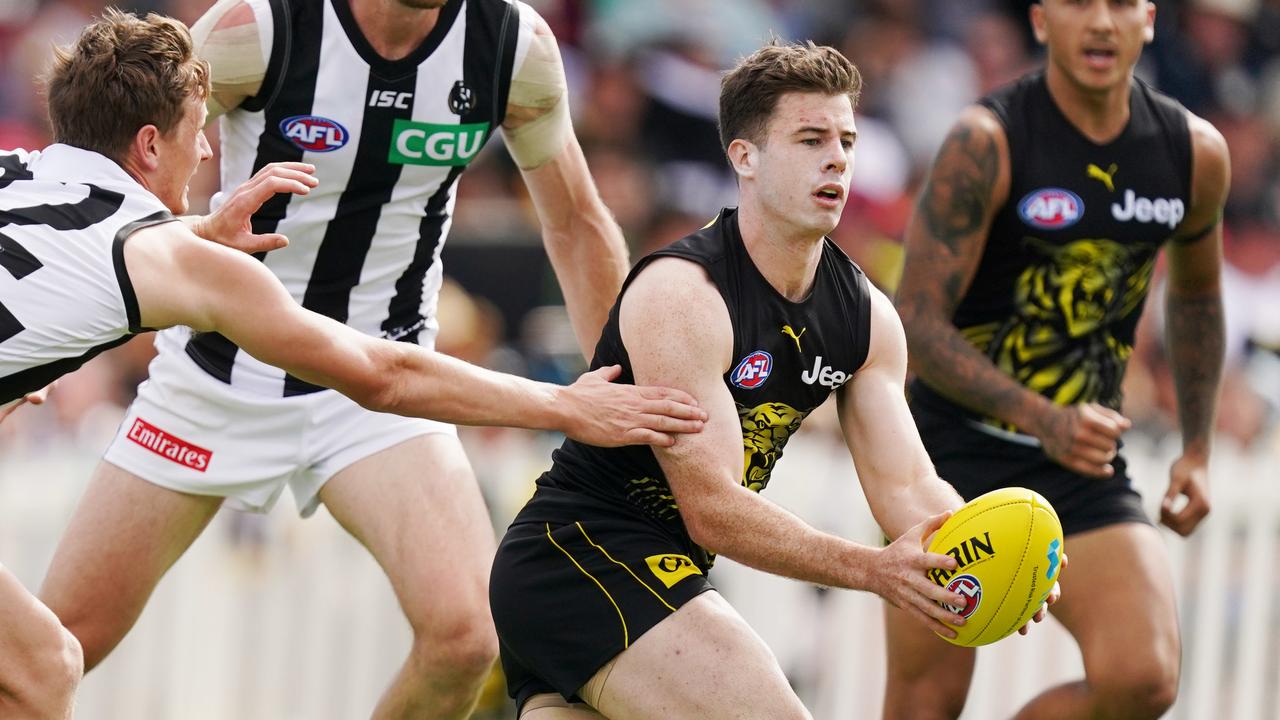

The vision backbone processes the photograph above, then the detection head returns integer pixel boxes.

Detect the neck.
[1044,63,1132,144]
[117,155,150,191]
[349,0,441,61]
[735,198,826,303]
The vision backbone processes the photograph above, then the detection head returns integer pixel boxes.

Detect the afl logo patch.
[943,574,982,618]
[279,115,349,152]
[449,80,476,115]
[1018,188,1083,230]
[731,351,773,389]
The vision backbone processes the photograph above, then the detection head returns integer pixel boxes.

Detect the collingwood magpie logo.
[449,80,476,115]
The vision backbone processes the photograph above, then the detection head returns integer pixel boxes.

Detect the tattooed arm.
[1158,113,1230,536]
[895,106,1129,478]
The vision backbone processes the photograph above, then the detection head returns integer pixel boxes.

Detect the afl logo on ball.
[279,115,349,152]
[943,574,982,618]
[449,80,476,115]
[731,351,773,389]
[1018,188,1083,230]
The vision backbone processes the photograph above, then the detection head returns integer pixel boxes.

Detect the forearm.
[687,485,879,591]
[899,308,1051,432]
[368,342,567,430]
[1165,289,1224,456]
[870,472,963,540]
[543,207,628,359]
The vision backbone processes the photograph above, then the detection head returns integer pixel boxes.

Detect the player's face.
[754,92,856,236]
[152,96,213,214]
[1032,0,1155,92]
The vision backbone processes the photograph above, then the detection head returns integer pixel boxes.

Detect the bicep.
[132,231,381,392]
[839,288,954,532]
[1167,114,1230,295]
[897,106,1009,321]
[619,260,743,497]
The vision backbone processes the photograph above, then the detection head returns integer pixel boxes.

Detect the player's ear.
[1143,1,1156,44]
[1029,3,1047,45]
[130,124,163,172]
[726,138,757,180]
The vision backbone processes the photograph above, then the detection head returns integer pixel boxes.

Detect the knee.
[1093,664,1178,719]
[411,610,498,682]
[884,666,969,720]
[6,624,83,718]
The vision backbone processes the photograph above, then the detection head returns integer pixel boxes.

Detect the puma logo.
[781,325,805,352]
[1087,162,1118,192]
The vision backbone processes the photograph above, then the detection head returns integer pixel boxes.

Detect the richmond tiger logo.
[738,402,809,492]
[963,238,1155,412]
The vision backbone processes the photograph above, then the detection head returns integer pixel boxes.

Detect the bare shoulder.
[1187,111,1230,196]
[915,104,1011,252]
[1172,111,1230,238]
[862,283,908,373]
[619,256,732,371]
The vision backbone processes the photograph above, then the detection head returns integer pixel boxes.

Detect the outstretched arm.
[621,257,968,637]
[504,4,628,360]
[895,105,1128,478]
[1159,113,1231,536]
[123,225,705,448]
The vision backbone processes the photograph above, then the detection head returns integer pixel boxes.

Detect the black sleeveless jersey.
[514,208,872,570]
[912,71,1192,430]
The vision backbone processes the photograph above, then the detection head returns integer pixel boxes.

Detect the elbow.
[681,501,726,555]
[351,344,404,414]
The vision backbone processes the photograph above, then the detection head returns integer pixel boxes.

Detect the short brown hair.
[47,8,210,161]
[719,41,862,154]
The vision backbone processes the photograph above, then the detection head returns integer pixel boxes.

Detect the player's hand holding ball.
[924,487,1065,647]
[876,511,972,640]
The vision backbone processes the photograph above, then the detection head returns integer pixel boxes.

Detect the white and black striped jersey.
[0,145,174,404]
[166,0,530,396]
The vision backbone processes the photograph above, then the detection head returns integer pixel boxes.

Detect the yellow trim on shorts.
[575,522,678,613]
[546,523,629,648]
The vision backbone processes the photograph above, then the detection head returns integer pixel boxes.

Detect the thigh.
[589,591,810,720]
[491,517,714,708]
[318,433,494,628]
[39,460,222,666]
[1049,522,1179,677]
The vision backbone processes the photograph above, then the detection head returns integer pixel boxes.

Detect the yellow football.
[926,487,1065,647]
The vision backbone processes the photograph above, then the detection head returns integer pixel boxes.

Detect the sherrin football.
[926,487,1065,647]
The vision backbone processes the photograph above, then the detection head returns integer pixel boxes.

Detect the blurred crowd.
[1,0,1279,453]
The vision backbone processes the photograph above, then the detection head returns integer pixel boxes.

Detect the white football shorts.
[103,348,455,517]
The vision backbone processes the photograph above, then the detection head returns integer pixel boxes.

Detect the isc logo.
[388,120,490,167]
[1017,188,1084,230]
[279,115,349,152]
[368,90,413,109]
[731,350,773,389]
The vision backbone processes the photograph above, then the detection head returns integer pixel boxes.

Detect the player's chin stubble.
[394,0,448,9]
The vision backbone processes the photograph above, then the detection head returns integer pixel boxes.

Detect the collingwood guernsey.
[167,0,528,396]
[0,145,174,404]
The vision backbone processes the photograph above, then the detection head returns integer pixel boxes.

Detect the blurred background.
[1,0,1279,717]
